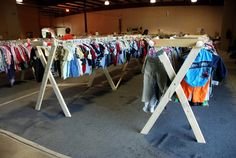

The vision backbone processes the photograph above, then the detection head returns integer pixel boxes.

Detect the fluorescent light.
[150,0,156,3]
[191,0,197,3]
[104,0,109,5]
[16,0,23,4]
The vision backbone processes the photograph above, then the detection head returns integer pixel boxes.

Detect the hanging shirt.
[184,48,213,87]
[211,53,227,83]
[61,46,73,79]
[69,53,80,77]
[0,49,6,72]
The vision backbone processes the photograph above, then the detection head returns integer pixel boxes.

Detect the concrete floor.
[0,55,236,158]
[0,129,70,158]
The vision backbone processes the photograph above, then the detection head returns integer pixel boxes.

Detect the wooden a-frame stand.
[86,61,129,91]
[35,44,130,117]
[141,38,206,143]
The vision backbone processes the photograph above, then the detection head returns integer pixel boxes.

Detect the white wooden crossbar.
[141,38,206,143]
[152,38,199,47]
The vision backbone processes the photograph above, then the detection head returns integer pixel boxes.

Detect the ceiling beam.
[57,4,79,9]
[28,0,223,17]
[65,3,83,7]
[38,0,82,6]
[74,1,95,7]
[55,6,78,11]
[86,0,104,5]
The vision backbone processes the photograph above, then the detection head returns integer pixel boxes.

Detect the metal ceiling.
[17,0,224,17]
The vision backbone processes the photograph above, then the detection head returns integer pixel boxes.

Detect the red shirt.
[61,34,73,40]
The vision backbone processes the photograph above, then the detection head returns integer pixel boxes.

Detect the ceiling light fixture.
[66,9,70,12]
[150,0,156,3]
[191,0,197,3]
[16,0,23,4]
[104,0,110,5]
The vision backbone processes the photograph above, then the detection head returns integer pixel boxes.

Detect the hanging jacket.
[184,48,213,87]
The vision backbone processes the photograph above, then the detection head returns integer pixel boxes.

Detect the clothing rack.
[141,37,207,143]
[34,36,207,142]
[0,39,35,85]
[34,36,140,117]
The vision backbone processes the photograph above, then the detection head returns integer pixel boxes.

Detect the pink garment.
[0,46,11,66]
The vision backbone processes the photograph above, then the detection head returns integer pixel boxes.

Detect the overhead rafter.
[19,0,224,17]
[73,1,95,7]
[65,3,83,7]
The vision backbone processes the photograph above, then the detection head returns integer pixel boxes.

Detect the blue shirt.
[184,48,213,87]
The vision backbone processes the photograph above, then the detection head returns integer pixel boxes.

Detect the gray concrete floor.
[0,55,236,158]
[0,129,70,158]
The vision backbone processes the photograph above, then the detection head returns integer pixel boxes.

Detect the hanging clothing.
[0,42,32,86]
[179,49,212,103]
[211,53,227,83]
[142,52,168,103]
[180,47,227,104]
[30,47,44,82]
[183,48,213,87]
[141,42,227,112]
[181,79,211,103]
[52,37,148,80]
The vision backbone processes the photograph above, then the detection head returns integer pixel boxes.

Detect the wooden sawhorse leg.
[141,47,206,143]
[87,71,97,87]
[87,62,129,91]
[35,46,71,117]
[102,62,129,91]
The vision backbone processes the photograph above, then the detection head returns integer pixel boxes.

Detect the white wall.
[54,6,223,37]
[0,0,21,39]
[54,14,85,35]
[17,5,40,38]
[221,0,236,49]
